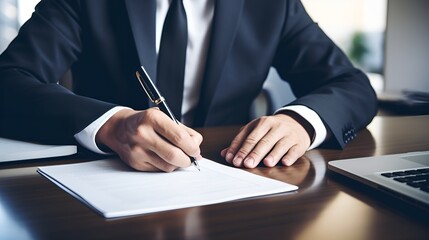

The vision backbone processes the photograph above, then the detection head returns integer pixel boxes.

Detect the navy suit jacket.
[0,0,377,148]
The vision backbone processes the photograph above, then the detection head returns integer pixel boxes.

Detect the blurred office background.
[0,0,18,53]
[0,0,38,52]
[1,0,428,116]
[303,0,387,92]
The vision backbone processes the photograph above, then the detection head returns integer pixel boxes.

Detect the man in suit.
[0,0,377,172]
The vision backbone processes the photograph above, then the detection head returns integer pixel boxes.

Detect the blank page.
[38,158,298,218]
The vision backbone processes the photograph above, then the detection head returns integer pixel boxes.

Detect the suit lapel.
[124,0,157,82]
[194,0,244,127]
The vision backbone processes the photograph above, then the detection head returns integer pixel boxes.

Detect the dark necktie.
[156,0,188,120]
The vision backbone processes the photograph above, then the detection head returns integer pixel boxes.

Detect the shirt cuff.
[74,106,131,154]
[274,105,327,150]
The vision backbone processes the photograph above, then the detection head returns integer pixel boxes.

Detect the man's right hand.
[95,108,203,172]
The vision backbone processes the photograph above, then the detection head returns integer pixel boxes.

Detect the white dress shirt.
[74,0,327,154]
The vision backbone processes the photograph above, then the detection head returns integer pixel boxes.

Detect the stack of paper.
[0,137,77,163]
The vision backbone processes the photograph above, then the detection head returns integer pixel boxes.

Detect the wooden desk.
[1,116,428,240]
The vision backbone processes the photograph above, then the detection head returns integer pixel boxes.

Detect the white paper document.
[37,158,298,218]
[0,137,77,163]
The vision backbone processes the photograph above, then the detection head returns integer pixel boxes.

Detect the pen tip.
[194,161,200,171]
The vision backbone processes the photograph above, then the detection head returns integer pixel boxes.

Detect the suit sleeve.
[0,0,116,144]
[272,0,378,148]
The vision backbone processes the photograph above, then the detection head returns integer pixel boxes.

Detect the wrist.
[96,108,136,152]
[275,110,315,144]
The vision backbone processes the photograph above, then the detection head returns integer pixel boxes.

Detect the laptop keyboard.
[381,168,429,193]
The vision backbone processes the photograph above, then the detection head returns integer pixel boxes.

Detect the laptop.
[328,151,429,208]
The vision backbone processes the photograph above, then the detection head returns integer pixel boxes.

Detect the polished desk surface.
[1,115,428,240]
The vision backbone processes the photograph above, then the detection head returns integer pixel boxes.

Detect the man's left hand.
[221,113,312,168]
